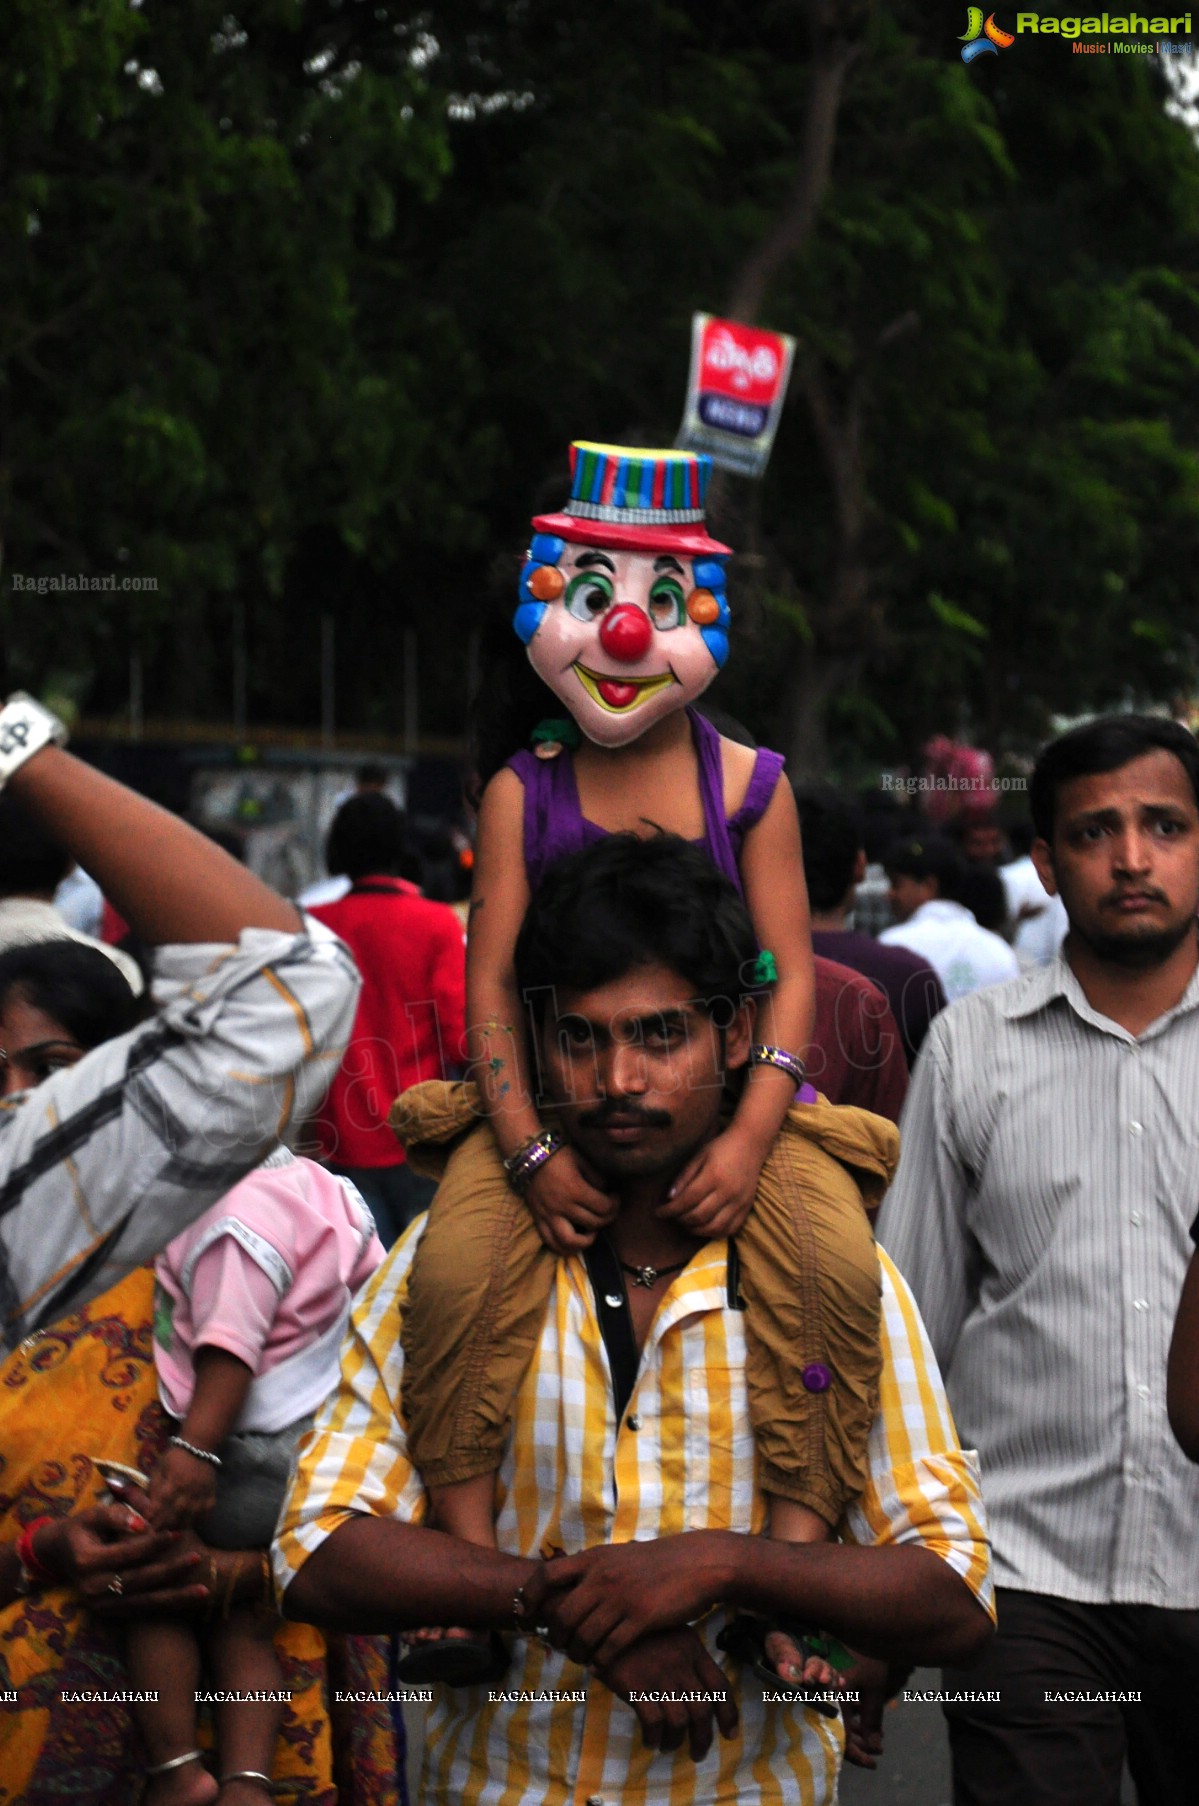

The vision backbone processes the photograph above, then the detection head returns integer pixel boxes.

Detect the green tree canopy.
[2,1,1197,774]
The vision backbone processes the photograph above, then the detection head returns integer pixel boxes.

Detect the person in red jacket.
[309,793,466,1246]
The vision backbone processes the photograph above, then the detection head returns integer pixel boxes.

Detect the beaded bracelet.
[169,1434,222,1468]
[503,1130,565,1195]
[749,1044,808,1088]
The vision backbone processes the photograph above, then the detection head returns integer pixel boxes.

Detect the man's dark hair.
[958,866,1008,934]
[0,794,73,896]
[1030,715,1199,842]
[794,786,862,913]
[885,833,963,901]
[514,834,758,1025]
[325,793,410,882]
[0,940,147,1050]
[1007,820,1036,858]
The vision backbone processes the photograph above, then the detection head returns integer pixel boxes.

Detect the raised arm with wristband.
[0,693,361,1350]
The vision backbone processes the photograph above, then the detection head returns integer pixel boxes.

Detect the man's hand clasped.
[520,1534,733,1669]
[593,1628,739,1761]
[518,1534,745,1762]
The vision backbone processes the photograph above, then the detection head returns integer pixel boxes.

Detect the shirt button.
[1136,1384,1150,1400]
[1129,1121,1144,1135]
[1130,1211,1144,1226]
[626,1413,641,1432]
[587,1796,606,1806]
[1134,1299,1149,1312]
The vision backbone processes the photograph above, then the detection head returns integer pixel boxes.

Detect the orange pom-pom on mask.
[686,588,720,626]
[526,564,565,602]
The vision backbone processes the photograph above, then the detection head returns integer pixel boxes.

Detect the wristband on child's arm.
[503,1130,565,1195]
[0,693,68,791]
[748,1044,808,1088]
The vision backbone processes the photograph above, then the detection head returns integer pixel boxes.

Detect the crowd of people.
[2,442,1198,1806]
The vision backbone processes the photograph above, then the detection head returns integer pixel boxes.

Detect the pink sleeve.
[186,1234,281,1373]
[348,1227,386,1296]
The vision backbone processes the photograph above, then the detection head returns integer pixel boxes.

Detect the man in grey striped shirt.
[0,692,361,1352]
[878,713,1199,1806]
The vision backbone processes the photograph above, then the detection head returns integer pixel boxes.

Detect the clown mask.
[514,534,731,748]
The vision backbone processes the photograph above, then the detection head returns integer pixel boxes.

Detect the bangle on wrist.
[512,1579,550,1645]
[748,1044,807,1088]
[503,1130,565,1195]
[0,693,68,793]
[169,1435,222,1468]
[15,1515,57,1594]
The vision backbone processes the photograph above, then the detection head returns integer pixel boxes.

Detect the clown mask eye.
[565,571,614,621]
[648,577,684,630]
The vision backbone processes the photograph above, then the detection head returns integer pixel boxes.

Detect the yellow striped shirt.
[275,1228,993,1805]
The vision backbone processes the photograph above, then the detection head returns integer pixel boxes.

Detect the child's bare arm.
[466,771,541,1152]
[467,772,615,1253]
[149,1345,253,1528]
[663,777,816,1236]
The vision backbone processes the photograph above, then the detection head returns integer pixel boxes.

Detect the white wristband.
[0,693,68,791]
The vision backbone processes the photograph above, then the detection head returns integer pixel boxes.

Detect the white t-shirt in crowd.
[1000,855,1068,968]
[881,898,1020,1003]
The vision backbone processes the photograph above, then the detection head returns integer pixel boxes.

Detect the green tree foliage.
[2,1,1198,770]
[1,0,451,716]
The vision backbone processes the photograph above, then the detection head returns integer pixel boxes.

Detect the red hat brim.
[531,511,732,559]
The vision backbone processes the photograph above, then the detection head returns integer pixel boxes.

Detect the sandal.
[394,1628,509,1687]
[716,1615,846,1718]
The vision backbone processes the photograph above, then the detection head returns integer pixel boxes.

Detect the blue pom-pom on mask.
[513,594,548,644]
[690,557,730,667]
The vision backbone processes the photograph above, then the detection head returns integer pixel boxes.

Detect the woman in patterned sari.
[0,941,403,1805]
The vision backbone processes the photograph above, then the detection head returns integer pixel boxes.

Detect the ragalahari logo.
[960,8,1017,58]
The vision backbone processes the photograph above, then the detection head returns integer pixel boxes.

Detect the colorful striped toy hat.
[532,442,733,557]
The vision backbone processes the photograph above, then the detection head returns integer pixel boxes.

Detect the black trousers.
[941,1589,1199,1806]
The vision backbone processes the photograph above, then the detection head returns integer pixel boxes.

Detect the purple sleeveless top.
[506,709,785,897]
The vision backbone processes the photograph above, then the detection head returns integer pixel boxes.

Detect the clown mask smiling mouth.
[572,663,679,713]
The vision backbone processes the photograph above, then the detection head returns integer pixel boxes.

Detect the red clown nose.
[599,604,653,663]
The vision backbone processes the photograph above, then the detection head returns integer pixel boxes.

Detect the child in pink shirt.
[126,1149,383,1806]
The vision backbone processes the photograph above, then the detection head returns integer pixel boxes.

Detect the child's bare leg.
[404,1471,498,1654]
[207,1605,284,1803]
[428,1472,497,1547]
[765,1493,838,1688]
[127,1617,218,1806]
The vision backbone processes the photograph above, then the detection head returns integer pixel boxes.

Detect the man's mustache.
[577,1102,673,1130]
[1100,886,1169,909]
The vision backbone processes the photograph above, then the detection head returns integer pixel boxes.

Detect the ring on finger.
[107,1574,124,1596]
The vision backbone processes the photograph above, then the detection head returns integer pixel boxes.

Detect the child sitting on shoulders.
[394,444,893,1700]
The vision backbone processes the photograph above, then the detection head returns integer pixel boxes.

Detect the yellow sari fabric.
[0,1267,400,1805]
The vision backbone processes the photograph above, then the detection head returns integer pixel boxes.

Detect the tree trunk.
[711,2,875,772]
[784,649,863,777]
[724,7,863,325]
